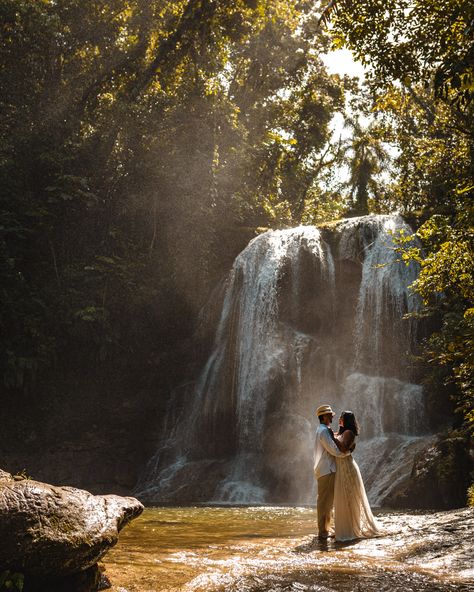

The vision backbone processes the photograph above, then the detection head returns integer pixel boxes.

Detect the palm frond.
[318,0,339,27]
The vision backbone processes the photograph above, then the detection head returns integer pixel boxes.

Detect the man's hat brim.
[316,404,335,417]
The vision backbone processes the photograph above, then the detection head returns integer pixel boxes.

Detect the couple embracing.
[314,404,380,542]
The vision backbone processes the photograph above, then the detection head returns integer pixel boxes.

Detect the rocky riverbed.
[102,505,474,591]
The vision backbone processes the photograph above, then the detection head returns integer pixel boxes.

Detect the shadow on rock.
[0,470,143,591]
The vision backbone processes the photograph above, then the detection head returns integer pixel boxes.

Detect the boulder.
[0,470,143,579]
[383,431,473,509]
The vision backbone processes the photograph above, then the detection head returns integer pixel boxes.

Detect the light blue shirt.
[313,424,348,479]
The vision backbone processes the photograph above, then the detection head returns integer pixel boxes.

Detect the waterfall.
[332,215,428,505]
[137,215,430,506]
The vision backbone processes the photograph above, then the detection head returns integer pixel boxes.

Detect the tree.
[397,198,474,434]
[342,118,390,215]
[372,84,472,213]
[321,0,474,113]
[0,0,348,389]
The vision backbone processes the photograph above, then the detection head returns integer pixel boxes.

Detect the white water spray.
[138,215,430,506]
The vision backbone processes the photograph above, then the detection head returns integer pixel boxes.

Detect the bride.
[332,411,380,542]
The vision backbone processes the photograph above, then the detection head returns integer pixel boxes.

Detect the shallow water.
[103,506,474,592]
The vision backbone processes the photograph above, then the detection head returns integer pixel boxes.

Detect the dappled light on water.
[103,506,473,591]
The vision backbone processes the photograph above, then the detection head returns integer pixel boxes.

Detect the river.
[102,506,473,591]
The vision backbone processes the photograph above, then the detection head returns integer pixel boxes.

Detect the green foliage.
[468,483,474,506]
[341,117,390,215]
[0,571,24,592]
[0,0,348,389]
[396,197,474,434]
[12,469,31,481]
[323,0,474,112]
[371,85,472,213]
[320,0,474,215]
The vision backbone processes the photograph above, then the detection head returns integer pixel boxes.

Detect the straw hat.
[316,404,335,417]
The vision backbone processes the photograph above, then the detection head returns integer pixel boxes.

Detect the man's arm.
[320,428,349,457]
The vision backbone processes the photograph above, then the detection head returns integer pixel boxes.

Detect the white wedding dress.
[334,446,380,542]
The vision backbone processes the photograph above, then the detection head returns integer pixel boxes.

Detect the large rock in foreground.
[0,470,143,578]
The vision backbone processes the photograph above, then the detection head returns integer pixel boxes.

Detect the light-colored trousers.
[317,472,335,536]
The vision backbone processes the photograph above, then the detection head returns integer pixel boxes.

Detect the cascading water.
[137,214,432,506]
[334,215,428,505]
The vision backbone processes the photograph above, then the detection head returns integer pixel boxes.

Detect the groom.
[313,404,349,539]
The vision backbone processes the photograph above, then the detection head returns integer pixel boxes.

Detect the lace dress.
[334,432,380,542]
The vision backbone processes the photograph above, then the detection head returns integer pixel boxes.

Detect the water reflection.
[103,506,474,592]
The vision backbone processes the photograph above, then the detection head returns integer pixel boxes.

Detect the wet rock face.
[138,459,233,504]
[384,433,473,509]
[0,470,143,579]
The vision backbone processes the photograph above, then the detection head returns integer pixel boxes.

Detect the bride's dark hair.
[339,411,360,436]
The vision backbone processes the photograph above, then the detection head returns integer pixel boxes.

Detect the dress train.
[334,454,380,542]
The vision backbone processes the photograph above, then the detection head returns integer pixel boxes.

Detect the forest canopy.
[1,0,349,391]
